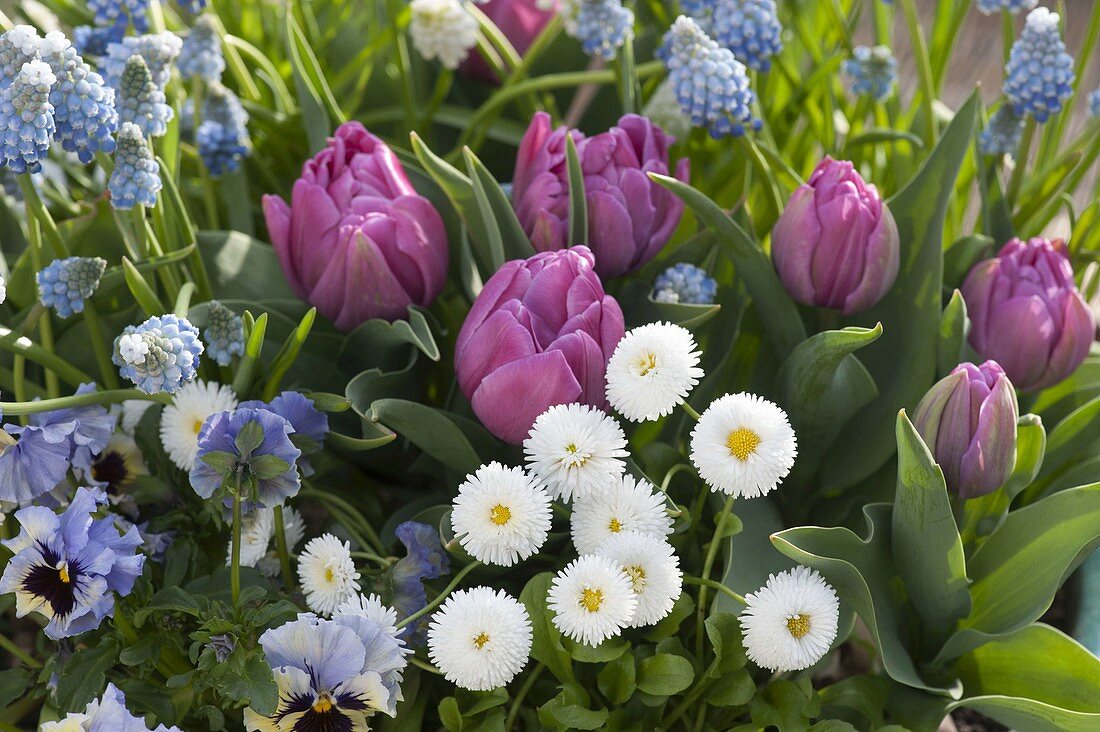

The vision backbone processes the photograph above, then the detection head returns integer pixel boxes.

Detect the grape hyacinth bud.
[38,32,118,163]
[409,0,479,70]
[664,15,759,138]
[109,122,162,209]
[913,361,1018,499]
[119,55,173,138]
[979,105,1026,156]
[103,33,182,91]
[73,22,126,58]
[197,82,250,175]
[113,314,204,394]
[772,157,900,315]
[653,263,718,304]
[178,15,224,82]
[710,0,783,72]
[680,0,713,18]
[1090,89,1100,118]
[88,0,150,33]
[976,0,1037,15]
[0,26,43,88]
[560,0,635,60]
[1004,8,1074,123]
[203,300,244,366]
[0,60,56,174]
[37,256,107,318]
[844,45,897,102]
[962,237,1095,392]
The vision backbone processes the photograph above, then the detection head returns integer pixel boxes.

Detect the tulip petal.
[546,330,607,408]
[455,308,538,398]
[958,377,1018,498]
[842,205,900,315]
[984,295,1057,391]
[1035,291,1096,391]
[470,350,582,444]
[771,186,821,306]
[586,189,637,279]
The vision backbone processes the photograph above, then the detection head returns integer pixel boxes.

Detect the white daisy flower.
[548,555,637,646]
[523,403,628,502]
[570,474,673,555]
[118,399,155,433]
[227,506,306,577]
[605,322,704,422]
[451,462,552,567]
[741,566,840,672]
[336,592,405,646]
[595,531,682,627]
[297,534,361,616]
[409,0,479,69]
[428,586,533,690]
[690,392,797,498]
[159,379,238,471]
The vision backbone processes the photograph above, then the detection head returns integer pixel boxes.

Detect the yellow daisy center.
[726,427,761,462]
[473,632,490,649]
[192,419,204,435]
[324,567,335,583]
[608,517,622,533]
[489,504,512,526]
[786,614,811,639]
[636,351,658,376]
[625,565,646,591]
[312,692,334,713]
[581,587,604,613]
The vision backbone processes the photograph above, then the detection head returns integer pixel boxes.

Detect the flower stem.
[0,632,40,669]
[1007,117,1036,205]
[395,561,482,630]
[300,485,386,554]
[505,662,545,731]
[273,504,296,593]
[231,470,243,609]
[0,389,170,416]
[694,496,735,662]
[24,217,59,398]
[408,656,443,675]
[683,575,746,605]
[81,301,121,390]
[681,401,702,421]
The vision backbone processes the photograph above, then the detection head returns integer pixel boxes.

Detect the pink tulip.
[461,0,559,83]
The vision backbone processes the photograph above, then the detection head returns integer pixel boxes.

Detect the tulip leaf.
[326,430,396,452]
[845,128,925,149]
[776,324,882,471]
[892,411,970,650]
[1032,395,1100,493]
[197,231,298,302]
[772,504,953,695]
[520,573,576,684]
[463,148,534,262]
[565,132,587,248]
[948,624,1100,731]
[233,312,268,397]
[368,399,483,476]
[650,173,806,361]
[262,307,317,401]
[716,496,792,614]
[285,12,343,151]
[819,93,979,492]
[122,257,166,317]
[339,306,440,374]
[938,484,1100,661]
[937,290,971,378]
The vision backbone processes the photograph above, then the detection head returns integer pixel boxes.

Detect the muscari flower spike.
[112,313,204,394]
[73,21,126,58]
[652,262,718,304]
[88,0,151,32]
[37,256,108,318]
[679,0,714,17]
[710,0,783,72]
[1090,89,1100,118]
[664,15,760,138]
[0,26,42,88]
[0,60,56,174]
[844,44,897,102]
[1004,7,1074,123]
[202,300,244,365]
[979,105,1026,156]
[560,0,635,60]
[38,31,119,163]
[103,32,182,91]
[181,0,208,14]
[197,81,251,175]
[0,487,144,640]
[119,54,173,138]
[976,0,1037,14]
[178,15,224,82]
[109,121,162,209]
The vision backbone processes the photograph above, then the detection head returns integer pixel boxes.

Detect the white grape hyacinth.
[605,322,704,422]
[428,586,533,691]
[523,402,628,502]
[740,566,840,672]
[595,531,683,627]
[451,462,552,566]
[548,554,637,646]
[409,0,479,69]
[570,474,673,554]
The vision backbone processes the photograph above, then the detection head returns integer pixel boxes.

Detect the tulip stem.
[395,561,482,630]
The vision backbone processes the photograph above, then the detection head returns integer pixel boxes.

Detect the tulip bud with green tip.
[913,361,1019,499]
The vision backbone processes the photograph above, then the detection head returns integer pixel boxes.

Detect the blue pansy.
[32,383,117,474]
[40,681,180,731]
[0,419,74,507]
[390,521,450,642]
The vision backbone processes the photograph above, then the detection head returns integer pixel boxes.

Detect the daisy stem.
[408,656,443,675]
[300,485,386,554]
[351,551,391,566]
[395,561,482,630]
[694,496,735,663]
[680,401,702,421]
[505,662,545,731]
[683,576,746,606]
[273,504,296,593]
[0,632,40,669]
[231,470,243,609]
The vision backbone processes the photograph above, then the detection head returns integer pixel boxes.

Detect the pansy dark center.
[276,685,370,732]
[22,547,80,619]
[91,450,129,492]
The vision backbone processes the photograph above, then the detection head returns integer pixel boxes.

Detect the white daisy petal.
[228,505,307,577]
[159,379,238,470]
[741,566,840,672]
[451,462,552,567]
[595,531,682,627]
[428,586,532,690]
[337,592,409,654]
[523,403,628,502]
[297,534,360,616]
[689,392,797,498]
[548,555,637,646]
[605,322,704,422]
[570,474,673,555]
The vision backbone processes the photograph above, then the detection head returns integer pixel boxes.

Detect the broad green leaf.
[845,128,925,149]
[519,573,574,683]
[1034,395,1100,489]
[943,236,993,292]
[368,399,483,476]
[564,636,630,663]
[197,231,297,301]
[597,653,636,705]
[133,586,201,626]
[537,686,608,731]
[56,639,120,710]
[776,325,882,470]
[636,653,694,696]
[438,697,462,732]
[950,624,1100,731]
[565,132,587,247]
[717,496,791,613]
[704,612,748,677]
[464,149,534,262]
[937,290,970,377]
[892,411,970,649]
[285,12,342,151]
[222,653,279,717]
[821,94,979,491]
[0,669,32,710]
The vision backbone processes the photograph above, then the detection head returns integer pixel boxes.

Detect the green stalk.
[24,218,59,398]
[0,389,169,416]
[300,484,386,553]
[681,401,702,421]
[82,301,121,390]
[683,575,746,605]
[396,561,482,630]
[231,470,243,609]
[900,0,938,146]
[505,663,546,731]
[16,176,68,258]
[1007,117,1036,205]
[273,504,296,593]
[694,496,735,663]
[1001,10,1014,65]
[0,632,40,668]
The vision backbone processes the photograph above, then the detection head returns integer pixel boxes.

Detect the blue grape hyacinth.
[113,313,204,394]
[103,32,182,91]
[37,256,108,318]
[39,31,118,163]
[561,0,635,60]
[119,55,173,138]
[653,263,718,305]
[0,26,43,88]
[844,45,897,102]
[178,15,224,82]
[711,0,783,72]
[1004,7,1074,123]
[976,0,1037,15]
[979,105,1026,156]
[0,60,56,174]
[181,0,208,14]
[88,0,150,33]
[202,300,244,366]
[197,82,251,175]
[1090,89,1100,118]
[73,21,126,58]
[109,121,162,209]
[664,15,760,138]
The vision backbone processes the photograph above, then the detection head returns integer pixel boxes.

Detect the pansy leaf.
[248,454,292,480]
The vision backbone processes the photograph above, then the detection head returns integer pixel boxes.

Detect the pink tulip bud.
[262,122,448,331]
[771,157,900,315]
[460,0,559,84]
